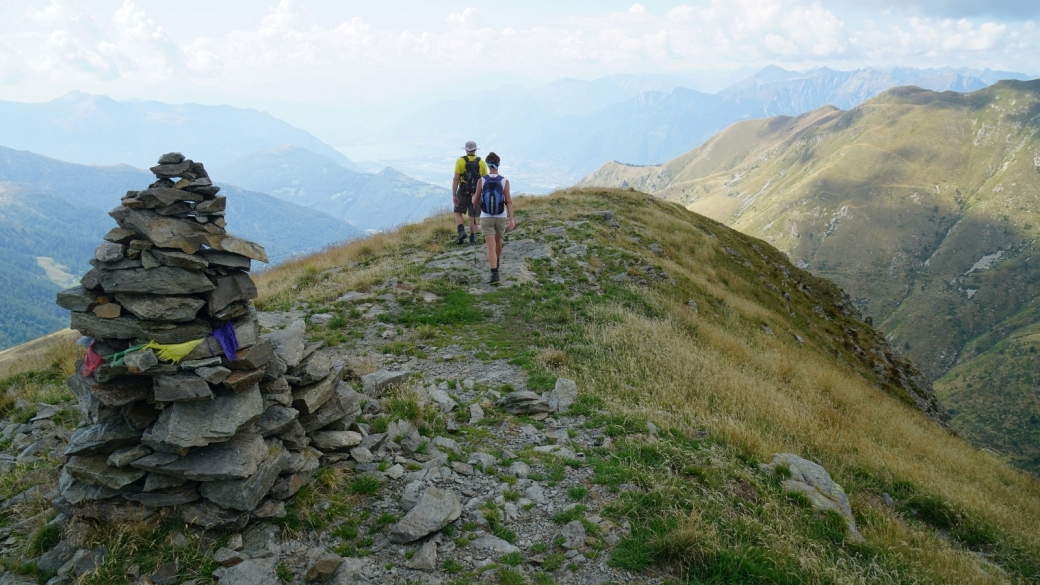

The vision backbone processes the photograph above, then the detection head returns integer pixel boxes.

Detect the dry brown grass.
[0,328,80,381]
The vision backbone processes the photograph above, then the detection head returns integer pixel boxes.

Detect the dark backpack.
[480,174,506,215]
[458,156,482,196]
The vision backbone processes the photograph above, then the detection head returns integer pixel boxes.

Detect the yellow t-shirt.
[454,155,489,183]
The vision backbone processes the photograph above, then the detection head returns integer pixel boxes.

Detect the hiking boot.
[469,233,476,246]
[456,228,466,245]
[490,271,501,286]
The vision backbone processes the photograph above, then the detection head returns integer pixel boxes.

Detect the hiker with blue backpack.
[471,152,514,285]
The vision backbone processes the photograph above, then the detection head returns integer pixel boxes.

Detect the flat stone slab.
[153,375,214,403]
[149,386,263,449]
[65,420,141,456]
[200,441,288,511]
[266,320,306,368]
[132,432,267,481]
[497,391,553,414]
[388,487,462,543]
[71,312,211,345]
[99,266,215,295]
[309,431,362,451]
[292,363,347,415]
[361,369,411,397]
[66,454,146,490]
[205,271,258,316]
[115,294,205,322]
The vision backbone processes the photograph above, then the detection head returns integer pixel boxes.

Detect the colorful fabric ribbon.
[142,339,204,363]
[211,322,239,361]
[83,343,104,377]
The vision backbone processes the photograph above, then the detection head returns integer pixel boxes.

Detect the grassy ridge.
[253,189,1040,583]
[580,80,1040,474]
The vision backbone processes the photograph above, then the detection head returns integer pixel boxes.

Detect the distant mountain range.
[580,79,1040,473]
[0,146,361,350]
[0,91,358,170]
[213,146,449,233]
[368,66,1032,192]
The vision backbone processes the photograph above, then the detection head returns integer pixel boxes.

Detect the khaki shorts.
[480,217,508,237]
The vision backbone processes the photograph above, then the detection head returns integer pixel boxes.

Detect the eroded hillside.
[2,190,1037,584]
[580,80,1040,473]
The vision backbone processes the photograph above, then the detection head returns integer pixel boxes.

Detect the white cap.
[464,141,477,151]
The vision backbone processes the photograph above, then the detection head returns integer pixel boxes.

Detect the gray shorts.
[480,217,508,237]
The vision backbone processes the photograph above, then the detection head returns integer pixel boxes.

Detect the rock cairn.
[52,152,360,529]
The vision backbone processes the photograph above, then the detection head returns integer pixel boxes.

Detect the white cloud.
[0,0,1035,104]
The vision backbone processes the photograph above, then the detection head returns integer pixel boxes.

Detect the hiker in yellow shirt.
[452,141,488,245]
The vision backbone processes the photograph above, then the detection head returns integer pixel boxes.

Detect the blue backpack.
[480,174,506,215]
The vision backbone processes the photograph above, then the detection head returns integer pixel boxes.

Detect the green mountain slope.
[579,80,1040,473]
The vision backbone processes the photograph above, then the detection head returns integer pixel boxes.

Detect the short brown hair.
[486,152,501,167]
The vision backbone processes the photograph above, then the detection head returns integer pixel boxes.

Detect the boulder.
[497,391,553,414]
[205,272,258,315]
[199,249,251,271]
[212,557,280,585]
[71,312,211,344]
[153,375,213,403]
[132,432,267,481]
[298,385,363,432]
[200,441,288,511]
[304,548,343,582]
[109,207,212,254]
[309,431,362,451]
[99,266,215,295]
[123,348,158,374]
[115,294,205,322]
[124,484,200,508]
[65,421,141,456]
[150,249,209,270]
[388,487,462,543]
[65,454,145,489]
[56,286,98,312]
[148,386,263,449]
[292,363,347,415]
[766,453,865,542]
[361,369,410,397]
[256,406,299,437]
[548,378,578,412]
[266,318,305,364]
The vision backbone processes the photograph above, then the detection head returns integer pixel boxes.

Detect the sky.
[1,0,1038,111]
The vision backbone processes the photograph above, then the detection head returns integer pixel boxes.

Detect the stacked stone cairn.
[53,152,362,529]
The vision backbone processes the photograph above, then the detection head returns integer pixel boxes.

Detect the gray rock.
[497,391,553,414]
[157,152,185,164]
[508,461,530,478]
[66,373,147,411]
[405,540,437,571]
[428,388,457,412]
[291,349,340,385]
[65,421,141,456]
[563,244,588,256]
[256,406,299,437]
[206,272,258,316]
[71,312,211,345]
[559,520,586,549]
[36,540,77,573]
[223,369,265,392]
[431,436,460,453]
[386,420,421,453]
[99,266,215,295]
[115,294,205,322]
[309,313,334,326]
[212,557,281,585]
[309,431,362,451]
[548,378,578,412]
[149,385,263,449]
[199,249,251,271]
[122,348,159,374]
[767,453,865,542]
[143,473,187,492]
[132,432,267,481]
[304,548,343,582]
[210,234,268,263]
[470,534,519,554]
[253,499,286,519]
[153,375,214,403]
[178,501,250,531]
[140,249,160,269]
[200,441,288,511]
[107,444,153,468]
[388,487,462,543]
[183,315,258,361]
[95,242,125,263]
[57,469,119,504]
[109,206,212,254]
[150,249,209,271]
[336,291,373,303]
[124,483,200,508]
[468,403,484,424]
[196,366,232,384]
[292,364,347,415]
[264,318,303,364]
[349,447,374,463]
[213,547,247,567]
[56,286,98,312]
[468,452,497,468]
[195,197,226,214]
[543,226,567,237]
[278,420,310,450]
[361,369,410,397]
[299,385,364,432]
[65,454,145,489]
[451,462,473,476]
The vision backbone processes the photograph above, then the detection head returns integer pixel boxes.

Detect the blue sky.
[1,0,1037,109]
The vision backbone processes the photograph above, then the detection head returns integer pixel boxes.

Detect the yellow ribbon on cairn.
[142,339,204,363]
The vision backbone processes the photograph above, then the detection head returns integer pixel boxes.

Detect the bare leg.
[495,236,504,264]
[454,212,465,227]
[486,234,499,268]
